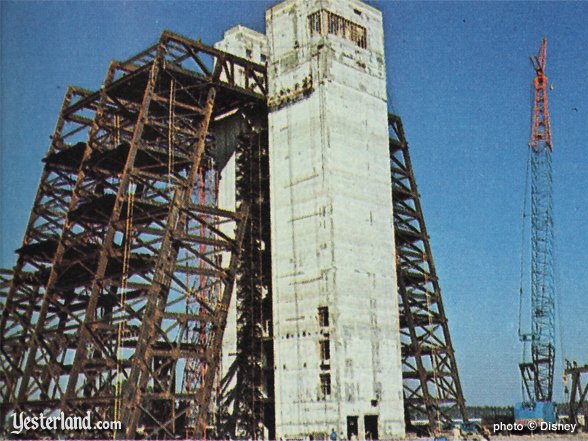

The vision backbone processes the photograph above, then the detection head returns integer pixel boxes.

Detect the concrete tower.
[266,0,405,439]
[215,1,405,438]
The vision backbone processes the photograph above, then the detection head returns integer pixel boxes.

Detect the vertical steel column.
[121,83,217,437]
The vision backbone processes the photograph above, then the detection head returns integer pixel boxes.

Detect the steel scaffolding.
[564,361,588,427]
[0,31,265,439]
[389,114,467,434]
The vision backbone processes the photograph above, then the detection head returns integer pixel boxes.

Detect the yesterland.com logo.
[10,411,121,434]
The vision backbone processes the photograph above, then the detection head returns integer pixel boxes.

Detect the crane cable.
[113,183,134,433]
[255,132,264,432]
[114,115,121,146]
[518,151,531,340]
[168,79,176,189]
[553,224,567,394]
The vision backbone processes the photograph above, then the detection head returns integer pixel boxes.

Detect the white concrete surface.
[266,0,405,439]
[215,1,405,438]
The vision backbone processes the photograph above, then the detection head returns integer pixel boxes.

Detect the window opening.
[308,9,367,49]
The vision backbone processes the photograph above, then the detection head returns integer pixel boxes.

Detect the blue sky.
[1,1,586,406]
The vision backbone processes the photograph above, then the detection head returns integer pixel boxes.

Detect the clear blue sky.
[1,1,586,406]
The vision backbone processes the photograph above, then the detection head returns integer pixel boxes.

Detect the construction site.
[0,0,586,440]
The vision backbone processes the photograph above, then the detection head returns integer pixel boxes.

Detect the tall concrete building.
[217,0,405,438]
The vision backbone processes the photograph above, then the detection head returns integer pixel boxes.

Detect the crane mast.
[516,37,556,425]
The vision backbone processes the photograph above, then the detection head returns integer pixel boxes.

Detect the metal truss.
[0,30,265,439]
[388,114,467,434]
[0,86,98,420]
[564,361,588,427]
[520,38,555,404]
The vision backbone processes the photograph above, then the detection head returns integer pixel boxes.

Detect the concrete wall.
[266,0,405,439]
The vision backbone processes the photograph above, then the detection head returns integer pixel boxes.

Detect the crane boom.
[516,37,556,425]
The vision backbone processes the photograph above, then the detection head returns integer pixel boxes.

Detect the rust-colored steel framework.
[0,31,266,439]
[1,30,466,440]
[388,114,467,434]
[564,362,588,427]
[0,85,100,420]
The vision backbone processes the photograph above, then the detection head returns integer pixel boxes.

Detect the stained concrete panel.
[267,0,404,436]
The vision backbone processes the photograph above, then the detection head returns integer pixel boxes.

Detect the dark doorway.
[364,415,378,440]
[347,415,358,439]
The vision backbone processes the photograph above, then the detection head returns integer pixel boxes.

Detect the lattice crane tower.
[517,37,556,423]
